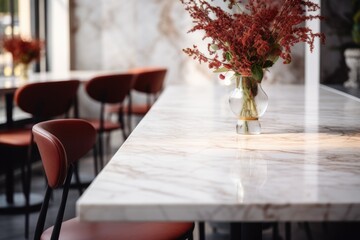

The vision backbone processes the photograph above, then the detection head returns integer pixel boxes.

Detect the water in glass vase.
[229,75,268,134]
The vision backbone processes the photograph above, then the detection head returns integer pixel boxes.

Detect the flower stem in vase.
[230,75,267,135]
[18,63,29,80]
[238,77,260,134]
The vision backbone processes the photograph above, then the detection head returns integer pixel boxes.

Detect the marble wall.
[70,0,304,86]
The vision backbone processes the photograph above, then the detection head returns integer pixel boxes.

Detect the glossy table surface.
[77,84,360,222]
[0,70,125,94]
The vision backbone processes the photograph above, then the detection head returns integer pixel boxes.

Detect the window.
[0,0,19,76]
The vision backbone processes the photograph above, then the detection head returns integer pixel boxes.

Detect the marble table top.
[0,70,125,94]
[77,84,360,222]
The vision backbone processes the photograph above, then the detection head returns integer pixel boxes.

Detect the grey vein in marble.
[77,84,360,222]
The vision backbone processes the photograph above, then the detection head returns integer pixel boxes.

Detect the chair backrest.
[14,80,80,121]
[32,119,96,188]
[85,73,134,104]
[32,119,96,240]
[129,67,167,94]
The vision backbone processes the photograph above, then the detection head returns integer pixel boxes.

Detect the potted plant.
[343,0,360,88]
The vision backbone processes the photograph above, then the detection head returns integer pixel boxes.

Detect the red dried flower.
[180,0,325,82]
[3,36,43,64]
[219,74,226,80]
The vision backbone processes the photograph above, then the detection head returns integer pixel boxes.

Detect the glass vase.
[229,75,268,134]
[18,63,30,80]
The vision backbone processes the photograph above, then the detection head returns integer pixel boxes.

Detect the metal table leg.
[231,222,262,240]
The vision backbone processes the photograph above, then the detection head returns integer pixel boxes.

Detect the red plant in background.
[180,0,325,81]
[3,36,43,65]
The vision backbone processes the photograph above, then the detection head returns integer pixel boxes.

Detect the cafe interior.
[0,0,359,240]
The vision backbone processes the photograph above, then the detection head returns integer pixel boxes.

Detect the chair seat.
[127,104,150,115]
[41,218,194,240]
[105,104,123,115]
[85,119,121,132]
[106,104,150,116]
[0,128,32,147]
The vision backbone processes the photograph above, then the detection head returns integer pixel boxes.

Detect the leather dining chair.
[83,73,134,173]
[128,67,167,115]
[0,80,80,238]
[106,67,167,131]
[32,119,194,240]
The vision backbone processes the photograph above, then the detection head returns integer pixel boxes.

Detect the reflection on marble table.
[77,84,360,223]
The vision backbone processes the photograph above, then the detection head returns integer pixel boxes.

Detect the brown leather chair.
[83,73,134,172]
[0,80,80,238]
[32,119,194,240]
[128,67,167,115]
[107,67,167,131]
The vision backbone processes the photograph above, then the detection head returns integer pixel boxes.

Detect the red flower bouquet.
[181,0,325,134]
[3,36,43,65]
[181,0,325,81]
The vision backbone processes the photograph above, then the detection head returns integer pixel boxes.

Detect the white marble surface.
[0,70,125,95]
[70,0,303,86]
[77,84,360,222]
[71,0,215,86]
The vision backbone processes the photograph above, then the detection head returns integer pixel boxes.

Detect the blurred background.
[0,1,359,240]
[0,0,357,88]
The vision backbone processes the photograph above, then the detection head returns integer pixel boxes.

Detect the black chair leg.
[118,110,128,141]
[93,145,99,175]
[73,163,83,195]
[19,156,28,238]
[24,146,35,239]
[188,233,193,240]
[127,113,132,134]
[98,133,104,169]
[122,128,127,141]
[180,223,195,240]
[105,133,111,156]
[51,167,74,240]
[34,186,52,240]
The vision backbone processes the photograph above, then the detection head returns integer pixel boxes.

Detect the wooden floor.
[0,128,359,240]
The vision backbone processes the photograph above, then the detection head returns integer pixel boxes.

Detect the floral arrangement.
[3,36,43,65]
[180,0,325,82]
[181,0,325,134]
[352,1,360,45]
